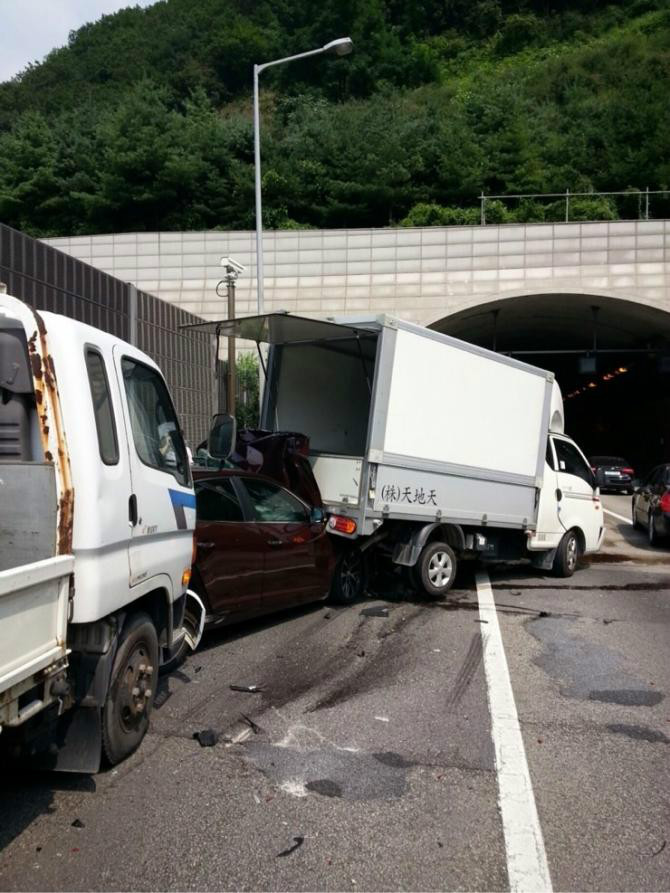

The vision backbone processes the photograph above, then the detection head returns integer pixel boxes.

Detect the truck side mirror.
[208,413,236,459]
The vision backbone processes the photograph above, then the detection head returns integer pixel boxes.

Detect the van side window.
[85,349,119,465]
[553,438,594,487]
[545,440,555,470]
[121,357,190,486]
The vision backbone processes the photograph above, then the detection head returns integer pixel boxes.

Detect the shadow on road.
[0,772,95,854]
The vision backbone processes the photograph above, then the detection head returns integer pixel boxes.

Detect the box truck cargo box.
[188,313,603,600]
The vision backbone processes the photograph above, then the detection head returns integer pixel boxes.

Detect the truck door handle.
[129,494,138,527]
[267,539,283,546]
[555,488,562,501]
[197,542,216,550]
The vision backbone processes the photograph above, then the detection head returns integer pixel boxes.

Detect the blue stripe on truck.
[168,488,196,529]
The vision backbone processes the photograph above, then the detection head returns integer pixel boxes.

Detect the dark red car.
[189,467,335,631]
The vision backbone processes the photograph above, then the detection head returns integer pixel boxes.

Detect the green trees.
[0,0,668,236]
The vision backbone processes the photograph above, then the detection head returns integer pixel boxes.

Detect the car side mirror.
[310,507,325,524]
[208,413,236,459]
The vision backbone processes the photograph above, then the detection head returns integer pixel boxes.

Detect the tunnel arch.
[430,290,670,476]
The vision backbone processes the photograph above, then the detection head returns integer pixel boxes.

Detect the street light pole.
[253,37,353,315]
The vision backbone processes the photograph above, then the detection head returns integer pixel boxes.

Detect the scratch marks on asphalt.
[447,632,484,709]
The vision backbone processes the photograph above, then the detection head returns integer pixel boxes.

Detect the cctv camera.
[220,256,246,274]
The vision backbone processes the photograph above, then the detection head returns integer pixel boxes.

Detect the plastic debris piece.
[276,836,304,858]
[432,648,441,653]
[193,728,218,747]
[230,684,263,693]
[374,715,390,723]
[71,819,85,829]
[194,666,203,673]
[475,619,489,624]
[652,840,666,858]
[360,606,389,618]
[240,713,263,735]
[253,794,261,804]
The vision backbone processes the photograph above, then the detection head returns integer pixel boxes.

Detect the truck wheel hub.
[428,551,452,587]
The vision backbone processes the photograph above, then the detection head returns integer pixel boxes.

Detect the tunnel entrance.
[431,293,670,478]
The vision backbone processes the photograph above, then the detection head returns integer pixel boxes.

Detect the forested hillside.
[0,0,668,236]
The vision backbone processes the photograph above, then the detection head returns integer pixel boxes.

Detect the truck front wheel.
[102,613,159,766]
[417,541,457,597]
[552,529,581,577]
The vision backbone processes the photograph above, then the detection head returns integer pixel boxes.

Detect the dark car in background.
[589,456,636,494]
[632,463,670,546]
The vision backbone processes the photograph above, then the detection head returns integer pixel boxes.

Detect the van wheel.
[417,542,457,597]
[102,613,158,766]
[329,548,366,604]
[553,530,580,577]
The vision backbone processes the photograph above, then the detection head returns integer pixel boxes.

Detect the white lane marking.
[476,571,553,893]
[604,508,633,526]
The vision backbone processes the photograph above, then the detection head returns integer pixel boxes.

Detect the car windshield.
[590,456,629,466]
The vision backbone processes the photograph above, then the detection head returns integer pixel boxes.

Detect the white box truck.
[198,313,604,601]
[0,290,205,771]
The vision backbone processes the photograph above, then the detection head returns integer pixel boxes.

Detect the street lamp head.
[322,37,353,56]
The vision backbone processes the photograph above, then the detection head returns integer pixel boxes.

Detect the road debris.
[357,650,365,657]
[374,715,390,723]
[324,612,332,619]
[360,606,389,617]
[276,836,304,858]
[240,713,263,735]
[70,819,85,829]
[230,684,263,693]
[652,840,666,857]
[475,619,489,624]
[193,729,218,747]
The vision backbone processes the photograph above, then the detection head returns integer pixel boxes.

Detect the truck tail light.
[660,491,670,514]
[328,515,357,535]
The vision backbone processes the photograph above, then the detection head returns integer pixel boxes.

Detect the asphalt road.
[1,494,669,892]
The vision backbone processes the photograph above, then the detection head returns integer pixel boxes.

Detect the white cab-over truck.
[0,291,204,771]
[203,313,604,601]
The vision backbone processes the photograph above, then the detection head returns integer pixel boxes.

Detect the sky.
[0,0,159,83]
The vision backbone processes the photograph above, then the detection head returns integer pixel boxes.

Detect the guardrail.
[479,188,670,225]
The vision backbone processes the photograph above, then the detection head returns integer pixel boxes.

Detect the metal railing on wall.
[0,223,216,448]
[479,188,670,225]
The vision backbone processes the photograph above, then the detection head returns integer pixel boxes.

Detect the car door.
[646,466,669,524]
[635,467,662,526]
[194,475,266,620]
[237,476,322,610]
[551,436,602,551]
[114,347,195,591]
